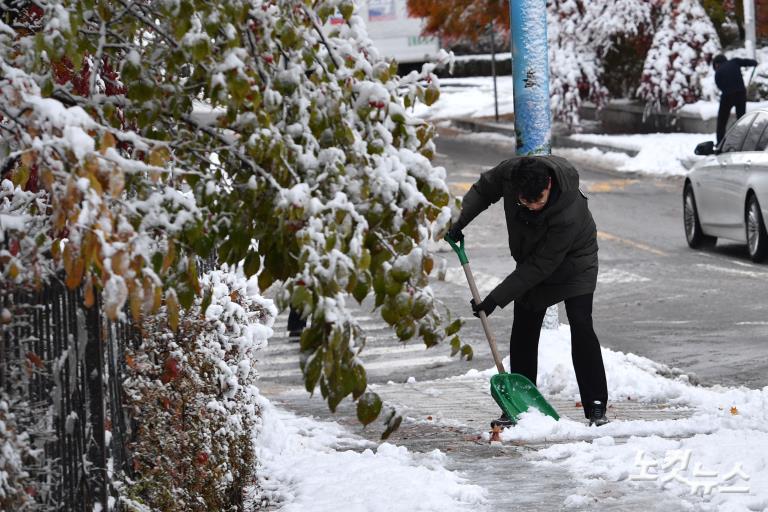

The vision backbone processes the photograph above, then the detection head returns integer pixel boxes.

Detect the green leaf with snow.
[357,391,382,426]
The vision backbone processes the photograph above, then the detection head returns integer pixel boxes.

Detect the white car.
[686,109,768,262]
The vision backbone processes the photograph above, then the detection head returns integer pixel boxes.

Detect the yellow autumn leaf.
[100,132,117,154]
[66,256,84,289]
[12,165,30,188]
[20,150,35,168]
[112,251,126,275]
[149,146,170,167]
[82,231,97,268]
[40,168,54,190]
[167,289,180,332]
[84,274,95,308]
[153,286,163,313]
[187,257,201,295]
[53,211,66,233]
[51,239,62,261]
[129,285,142,324]
[161,240,176,274]
[109,169,125,196]
[730,406,739,415]
[85,154,100,175]
[87,171,104,195]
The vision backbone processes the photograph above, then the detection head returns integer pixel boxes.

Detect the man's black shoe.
[490,413,516,429]
[588,400,609,426]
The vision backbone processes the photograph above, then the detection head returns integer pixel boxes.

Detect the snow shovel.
[444,234,560,424]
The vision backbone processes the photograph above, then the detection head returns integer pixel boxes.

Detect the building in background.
[361,0,440,64]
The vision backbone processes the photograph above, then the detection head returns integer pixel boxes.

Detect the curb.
[450,118,640,157]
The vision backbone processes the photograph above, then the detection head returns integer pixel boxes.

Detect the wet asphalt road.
[433,129,768,390]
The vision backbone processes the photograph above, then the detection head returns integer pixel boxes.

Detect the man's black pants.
[509,294,608,418]
[287,307,306,335]
[717,90,747,144]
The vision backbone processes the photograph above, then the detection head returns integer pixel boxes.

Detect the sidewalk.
[257,324,696,511]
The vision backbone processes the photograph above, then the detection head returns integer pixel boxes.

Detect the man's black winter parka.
[456,155,598,310]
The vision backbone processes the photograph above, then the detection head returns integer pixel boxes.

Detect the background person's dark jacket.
[715,57,758,94]
[455,155,598,310]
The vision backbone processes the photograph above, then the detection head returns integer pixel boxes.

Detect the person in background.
[287,307,306,341]
[713,54,758,144]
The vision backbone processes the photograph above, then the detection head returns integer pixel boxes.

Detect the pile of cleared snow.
[449,129,706,176]
[568,132,706,175]
[452,129,708,176]
[252,398,487,512]
[460,326,768,510]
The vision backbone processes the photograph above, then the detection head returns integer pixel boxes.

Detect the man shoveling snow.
[448,156,609,427]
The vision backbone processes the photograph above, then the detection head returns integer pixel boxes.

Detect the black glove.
[447,224,464,243]
[470,296,497,318]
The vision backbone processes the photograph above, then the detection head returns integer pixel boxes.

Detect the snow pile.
[252,401,487,512]
[463,326,768,510]
[566,132,708,175]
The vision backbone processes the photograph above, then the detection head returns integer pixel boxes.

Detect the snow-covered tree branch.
[0,0,463,441]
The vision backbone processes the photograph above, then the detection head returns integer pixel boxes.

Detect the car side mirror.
[694,141,715,156]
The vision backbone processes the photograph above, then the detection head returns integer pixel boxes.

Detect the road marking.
[597,268,650,284]
[597,231,668,256]
[632,320,692,325]
[695,263,768,280]
[585,179,639,193]
[730,259,764,270]
[736,321,768,325]
[449,182,473,194]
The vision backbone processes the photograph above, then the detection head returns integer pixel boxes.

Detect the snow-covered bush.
[122,269,274,511]
[1,0,463,433]
[547,0,611,127]
[636,0,721,111]
[548,0,718,124]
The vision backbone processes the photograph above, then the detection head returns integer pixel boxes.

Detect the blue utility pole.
[510,0,551,155]
[510,0,559,328]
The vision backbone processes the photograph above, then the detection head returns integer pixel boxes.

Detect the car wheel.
[746,194,768,262]
[683,184,716,249]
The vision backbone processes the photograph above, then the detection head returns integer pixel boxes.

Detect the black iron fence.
[1,277,140,511]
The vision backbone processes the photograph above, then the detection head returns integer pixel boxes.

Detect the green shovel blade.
[490,373,560,422]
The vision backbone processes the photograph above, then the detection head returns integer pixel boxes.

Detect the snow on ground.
[252,395,487,512]
[420,74,768,176]
[450,129,707,176]
[457,326,768,511]
[411,76,514,120]
[568,132,708,175]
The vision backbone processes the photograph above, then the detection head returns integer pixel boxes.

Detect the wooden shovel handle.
[461,262,506,374]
